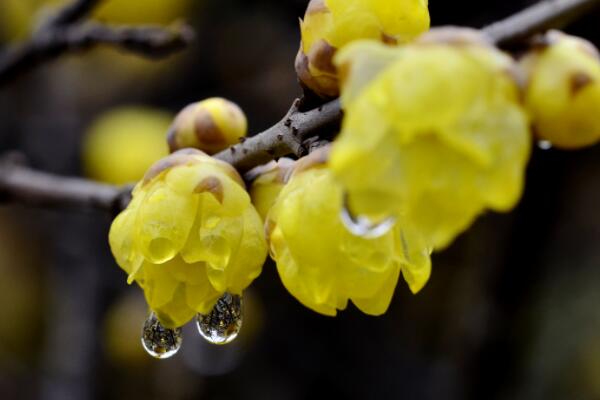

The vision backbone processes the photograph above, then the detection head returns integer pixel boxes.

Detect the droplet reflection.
[340,195,396,239]
[141,312,182,359]
[537,140,553,150]
[196,293,243,345]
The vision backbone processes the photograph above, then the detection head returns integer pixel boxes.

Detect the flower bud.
[520,31,600,149]
[262,148,431,317]
[109,149,267,328]
[247,158,296,220]
[330,30,530,250]
[295,0,430,98]
[167,98,248,155]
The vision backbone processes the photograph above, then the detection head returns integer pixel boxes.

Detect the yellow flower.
[295,0,430,98]
[109,149,268,328]
[520,30,600,149]
[167,98,248,155]
[82,106,171,185]
[260,148,431,317]
[247,158,295,221]
[329,29,531,250]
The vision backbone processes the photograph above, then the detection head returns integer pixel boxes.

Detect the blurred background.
[0,0,598,399]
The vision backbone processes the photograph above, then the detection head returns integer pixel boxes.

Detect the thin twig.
[0,0,598,213]
[0,23,194,86]
[0,0,194,86]
[214,99,342,172]
[0,154,131,213]
[43,0,102,29]
[484,0,600,45]
[216,0,600,173]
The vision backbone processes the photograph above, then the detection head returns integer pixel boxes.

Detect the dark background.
[0,0,599,399]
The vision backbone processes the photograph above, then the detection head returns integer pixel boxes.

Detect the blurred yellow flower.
[260,149,431,316]
[93,0,190,26]
[0,0,60,41]
[168,98,248,155]
[103,291,151,368]
[295,0,430,97]
[0,0,190,42]
[82,106,171,185]
[330,29,531,250]
[520,30,600,149]
[109,149,268,328]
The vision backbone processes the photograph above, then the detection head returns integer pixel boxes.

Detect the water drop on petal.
[141,312,182,359]
[340,196,396,239]
[196,293,243,345]
[537,140,553,150]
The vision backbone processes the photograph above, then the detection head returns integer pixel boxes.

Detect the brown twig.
[0,0,598,213]
[42,0,102,28]
[0,0,194,86]
[0,154,132,213]
[213,99,342,172]
[219,0,600,173]
[483,0,600,45]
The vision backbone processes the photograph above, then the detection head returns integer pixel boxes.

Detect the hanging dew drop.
[340,206,396,239]
[141,312,182,359]
[196,293,243,345]
[537,140,553,150]
[340,195,396,239]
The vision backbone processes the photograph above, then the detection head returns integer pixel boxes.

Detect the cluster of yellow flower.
[328,28,600,252]
[108,0,600,340]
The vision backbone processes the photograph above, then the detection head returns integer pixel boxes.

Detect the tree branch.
[0,0,598,213]
[0,154,131,214]
[216,0,600,173]
[213,99,342,172]
[0,1,194,86]
[42,0,102,29]
[484,0,600,45]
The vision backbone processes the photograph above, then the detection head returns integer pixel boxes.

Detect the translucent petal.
[335,40,404,107]
[166,256,207,285]
[136,184,198,264]
[108,209,143,276]
[396,228,432,293]
[153,286,197,329]
[185,273,222,315]
[221,207,268,294]
[273,231,339,316]
[352,265,400,316]
[143,262,180,309]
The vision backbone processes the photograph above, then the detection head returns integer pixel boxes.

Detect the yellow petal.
[136,184,198,264]
[352,265,400,316]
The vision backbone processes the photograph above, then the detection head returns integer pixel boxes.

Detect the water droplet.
[537,140,553,150]
[196,293,243,345]
[340,196,396,239]
[141,312,182,359]
[148,237,176,263]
